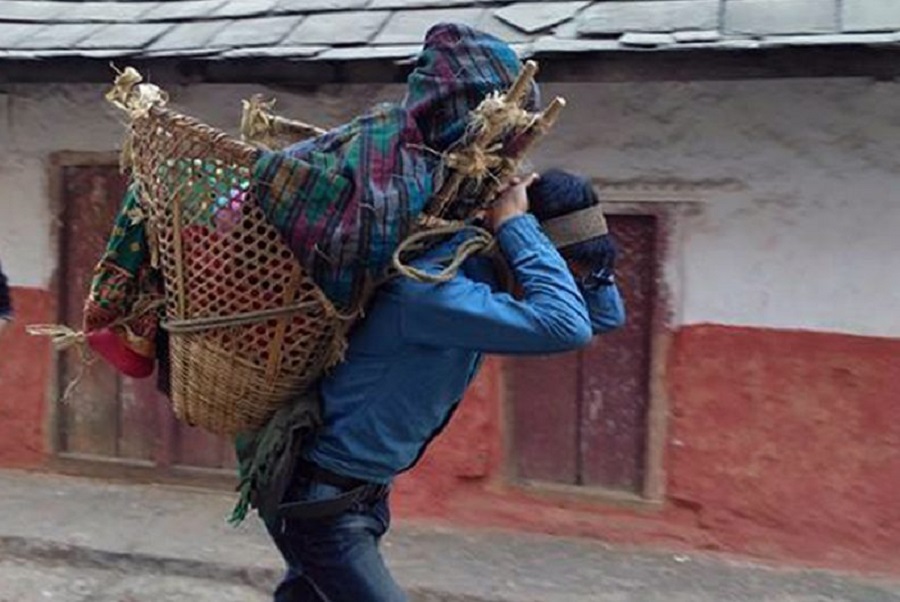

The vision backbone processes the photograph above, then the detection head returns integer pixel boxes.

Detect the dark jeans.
[264,479,407,602]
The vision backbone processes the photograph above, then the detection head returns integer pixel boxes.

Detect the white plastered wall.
[537,79,900,338]
[1,77,898,337]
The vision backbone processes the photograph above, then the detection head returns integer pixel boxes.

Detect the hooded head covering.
[404,22,539,152]
[253,23,540,309]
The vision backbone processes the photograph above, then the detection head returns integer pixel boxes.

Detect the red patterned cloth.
[83,185,162,378]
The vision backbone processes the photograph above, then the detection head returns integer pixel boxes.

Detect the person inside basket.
[258,169,625,602]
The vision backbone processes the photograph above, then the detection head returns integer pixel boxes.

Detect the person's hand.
[489,173,538,231]
[0,319,8,336]
[576,234,618,290]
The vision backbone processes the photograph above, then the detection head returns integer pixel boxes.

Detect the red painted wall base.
[0,287,54,467]
[665,324,900,572]
[395,325,900,574]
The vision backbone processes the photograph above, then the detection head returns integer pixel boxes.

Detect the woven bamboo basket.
[109,61,564,436]
[110,71,345,435]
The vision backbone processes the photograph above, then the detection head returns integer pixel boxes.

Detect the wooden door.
[508,214,657,494]
[56,159,236,478]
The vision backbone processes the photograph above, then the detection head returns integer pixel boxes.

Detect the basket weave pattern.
[130,107,343,434]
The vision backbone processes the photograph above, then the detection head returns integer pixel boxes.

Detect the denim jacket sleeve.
[398,214,593,355]
[580,282,626,334]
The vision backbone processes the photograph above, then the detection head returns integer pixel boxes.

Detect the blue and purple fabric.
[252,23,538,310]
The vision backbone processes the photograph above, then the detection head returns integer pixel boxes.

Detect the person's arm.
[0,263,12,330]
[581,282,625,334]
[398,177,593,357]
[569,232,625,335]
[398,213,592,354]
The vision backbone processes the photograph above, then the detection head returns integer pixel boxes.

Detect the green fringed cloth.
[230,388,321,525]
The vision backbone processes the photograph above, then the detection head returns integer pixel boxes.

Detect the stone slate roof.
[0,0,898,62]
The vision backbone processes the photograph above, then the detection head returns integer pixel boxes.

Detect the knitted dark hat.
[528,169,597,222]
[527,169,615,276]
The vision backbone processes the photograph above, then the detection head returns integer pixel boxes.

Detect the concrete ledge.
[0,535,493,601]
[0,535,279,592]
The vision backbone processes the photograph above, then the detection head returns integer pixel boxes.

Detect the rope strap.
[241,94,328,149]
[26,298,165,402]
[25,325,86,351]
[392,222,495,284]
[25,325,95,404]
[105,65,168,118]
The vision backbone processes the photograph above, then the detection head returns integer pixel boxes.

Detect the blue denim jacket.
[306,214,626,484]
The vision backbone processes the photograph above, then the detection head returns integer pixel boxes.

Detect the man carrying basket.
[260,168,624,601]
[70,21,625,602]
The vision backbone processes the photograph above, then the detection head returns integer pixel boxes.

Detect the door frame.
[601,202,672,504]
[46,151,121,458]
[500,182,700,510]
[45,151,235,489]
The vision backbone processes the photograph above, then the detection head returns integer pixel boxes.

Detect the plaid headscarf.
[253,23,538,310]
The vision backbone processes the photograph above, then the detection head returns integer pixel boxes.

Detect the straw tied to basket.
[92,55,563,436]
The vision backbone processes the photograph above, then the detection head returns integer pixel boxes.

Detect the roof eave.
[2,42,900,85]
